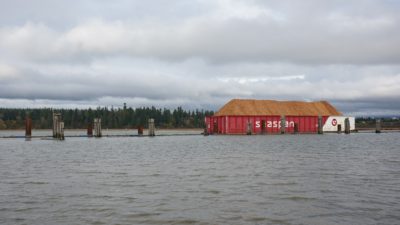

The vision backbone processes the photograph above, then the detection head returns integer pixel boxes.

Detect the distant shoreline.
[0,128,204,131]
[3,128,400,131]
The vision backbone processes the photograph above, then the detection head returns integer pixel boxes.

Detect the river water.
[0,132,399,225]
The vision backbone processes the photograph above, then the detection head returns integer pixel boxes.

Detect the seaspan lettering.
[255,120,294,128]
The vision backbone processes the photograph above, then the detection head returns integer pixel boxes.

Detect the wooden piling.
[203,126,209,136]
[87,124,93,137]
[280,115,285,134]
[138,125,144,136]
[318,116,323,134]
[52,112,61,138]
[261,120,266,134]
[294,123,299,134]
[213,121,218,134]
[376,119,381,133]
[59,122,65,140]
[344,118,350,134]
[25,117,32,138]
[52,112,64,140]
[94,118,102,137]
[337,124,342,134]
[148,118,155,136]
[246,120,252,135]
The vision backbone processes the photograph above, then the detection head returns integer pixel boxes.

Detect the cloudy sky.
[0,0,399,115]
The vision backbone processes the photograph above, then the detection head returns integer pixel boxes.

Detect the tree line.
[355,116,400,129]
[0,105,214,130]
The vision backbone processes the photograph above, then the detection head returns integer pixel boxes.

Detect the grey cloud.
[1,1,400,64]
[0,0,400,115]
[1,59,399,108]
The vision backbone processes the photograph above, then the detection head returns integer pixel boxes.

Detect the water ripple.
[0,133,399,224]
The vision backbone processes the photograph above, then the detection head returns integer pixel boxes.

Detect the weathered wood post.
[52,112,64,140]
[138,125,144,136]
[148,118,155,136]
[97,118,102,137]
[87,123,93,137]
[294,123,299,134]
[246,120,252,135]
[52,112,60,138]
[94,118,102,137]
[344,118,350,134]
[261,120,266,135]
[213,121,218,134]
[203,126,209,136]
[25,117,32,138]
[280,115,286,134]
[52,114,55,138]
[53,114,57,138]
[375,119,381,133]
[318,116,323,134]
[59,122,65,140]
[337,124,342,134]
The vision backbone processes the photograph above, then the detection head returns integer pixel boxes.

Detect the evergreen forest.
[0,105,214,130]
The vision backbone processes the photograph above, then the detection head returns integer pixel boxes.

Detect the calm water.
[0,132,399,225]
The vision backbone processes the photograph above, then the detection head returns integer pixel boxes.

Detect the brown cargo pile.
[214,99,343,116]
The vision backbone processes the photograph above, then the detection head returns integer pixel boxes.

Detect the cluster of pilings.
[23,115,158,139]
[20,115,384,138]
[335,118,351,134]
[243,115,355,135]
[88,118,156,137]
[52,113,65,140]
[245,115,326,135]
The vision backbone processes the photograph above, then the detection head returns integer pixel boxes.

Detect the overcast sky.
[0,0,399,115]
